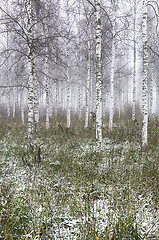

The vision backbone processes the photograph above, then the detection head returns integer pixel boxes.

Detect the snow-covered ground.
[0,134,158,239]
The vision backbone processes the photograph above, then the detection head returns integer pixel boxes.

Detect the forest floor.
[0,119,159,239]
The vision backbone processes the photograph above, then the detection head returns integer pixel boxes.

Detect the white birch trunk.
[78,1,82,121]
[6,0,10,118]
[55,80,58,118]
[59,81,63,116]
[132,0,137,121]
[12,88,16,118]
[90,29,94,117]
[109,7,116,131]
[43,23,50,129]
[7,90,10,118]
[49,85,53,117]
[66,0,71,128]
[27,0,34,144]
[78,62,82,121]
[95,0,102,151]
[118,89,121,119]
[45,67,50,129]
[33,59,40,132]
[66,48,71,128]
[93,76,96,114]
[84,24,91,128]
[33,1,40,133]
[28,54,34,144]
[89,68,93,117]
[142,0,148,147]
[21,87,25,125]
[45,57,50,130]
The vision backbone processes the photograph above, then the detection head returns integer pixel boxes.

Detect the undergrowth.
[0,120,158,239]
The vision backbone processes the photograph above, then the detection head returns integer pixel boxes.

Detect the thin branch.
[0,6,28,39]
[85,0,96,10]
[0,85,26,88]
[148,45,159,58]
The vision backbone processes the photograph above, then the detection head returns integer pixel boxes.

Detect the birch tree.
[142,0,148,147]
[66,46,71,128]
[21,87,25,125]
[66,0,71,128]
[27,0,41,142]
[95,0,102,151]
[84,23,91,128]
[78,0,82,121]
[109,0,116,131]
[33,1,40,133]
[45,56,50,130]
[6,0,10,118]
[27,0,35,144]
[12,88,16,118]
[132,0,137,121]
[83,2,92,129]
[33,58,40,133]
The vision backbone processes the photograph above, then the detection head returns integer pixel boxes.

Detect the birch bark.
[132,0,137,121]
[34,59,40,132]
[12,88,16,118]
[66,47,71,128]
[6,89,10,118]
[109,4,116,131]
[33,1,40,133]
[6,0,10,118]
[55,80,58,118]
[66,0,71,128]
[45,57,50,130]
[89,66,93,117]
[142,0,148,147]
[95,0,102,151]
[78,61,82,121]
[27,52,34,144]
[78,0,82,121]
[21,87,25,125]
[27,0,35,144]
[84,24,91,128]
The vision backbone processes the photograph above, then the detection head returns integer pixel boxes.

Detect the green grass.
[0,120,158,239]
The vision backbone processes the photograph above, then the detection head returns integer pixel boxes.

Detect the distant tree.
[45,45,50,130]
[66,0,71,128]
[132,0,137,121]
[82,2,92,129]
[84,22,91,129]
[109,0,116,131]
[142,0,148,147]
[6,0,11,118]
[21,87,25,125]
[78,0,82,121]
